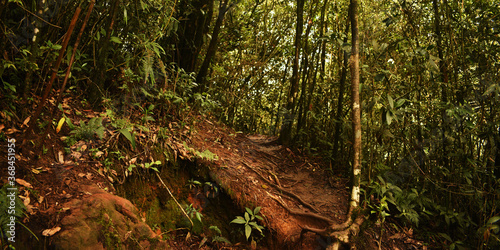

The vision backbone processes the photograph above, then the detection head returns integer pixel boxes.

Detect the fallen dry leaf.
[42,227,61,237]
[26,204,35,215]
[16,178,33,189]
[5,127,20,134]
[58,151,64,164]
[129,157,137,164]
[389,233,404,240]
[0,124,4,131]
[56,117,65,133]
[86,173,93,180]
[22,196,30,207]
[71,151,82,159]
[22,116,30,127]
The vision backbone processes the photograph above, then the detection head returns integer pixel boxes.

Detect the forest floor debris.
[1,98,428,249]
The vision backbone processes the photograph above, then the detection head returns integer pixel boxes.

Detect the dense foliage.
[1,0,499,248]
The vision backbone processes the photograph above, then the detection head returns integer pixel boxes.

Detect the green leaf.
[64,116,75,130]
[128,164,136,171]
[245,224,252,240]
[438,233,452,242]
[249,222,262,233]
[209,225,222,235]
[386,111,393,125]
[253,206,261,216]
[374,73,385,82]
[244,212,250,222]
[487,216,500,225]
[230,217,246,224]
[395,98,406,108]
[388,95,394,109]
[483,84,500,96]
[428,55,440,72]
[3,81,16,92]
[245,207,253,217]
[110,36,122,44]
[212,235,231,244]
[119,128,136,150]
[95,127,105,139]
[123,8,128,25]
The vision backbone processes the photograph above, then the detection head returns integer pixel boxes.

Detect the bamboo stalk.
[24,7,81,145]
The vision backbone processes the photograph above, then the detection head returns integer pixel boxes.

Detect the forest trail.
[4,112,424,249]
[189,119,351,248]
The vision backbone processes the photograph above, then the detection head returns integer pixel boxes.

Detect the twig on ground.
[156,172,193,227]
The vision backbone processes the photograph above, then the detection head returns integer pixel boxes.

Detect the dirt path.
[6,113,424,249]
[190,120,351,248]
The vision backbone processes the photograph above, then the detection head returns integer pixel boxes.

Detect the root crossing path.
[189,119,350,248]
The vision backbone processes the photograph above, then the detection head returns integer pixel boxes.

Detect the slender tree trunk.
[89,0,119,106]
[319,0,329,79]
[332,20,350,165]
[305,48,319,133]
[177,0,214,72]
[433,0,449,168]
[274,58,290,136]
[196,0,231,91]
[349,0,361,216]
[306,2,362,247]
[279,0,304,145]
[296,20,313,135]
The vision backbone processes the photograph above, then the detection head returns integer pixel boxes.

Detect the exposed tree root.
[241,161,319,213]
[302,208,365,250]
[264,181,365,250]
[265,191,334,224]
[240,143,366,249]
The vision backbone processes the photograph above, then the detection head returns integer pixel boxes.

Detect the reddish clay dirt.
[188,118,428,249]
[188,119,351,249]
[1,101,426,249]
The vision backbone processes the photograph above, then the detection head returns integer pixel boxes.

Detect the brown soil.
[1,99,427,249]
[188,120,351,249]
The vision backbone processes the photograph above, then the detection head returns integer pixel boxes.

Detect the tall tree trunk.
[196,0,231,91]
[304,48,319,134]
[89,0,119,107]
[296,17,313,136]
[304,3,362,246]
[433,0,449,168]
[279,0,304,145]
[332,20,350,165]
[349,0,361,216]
[274,58,290,136]
[177,0,214,72]
[319,0,329,79]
